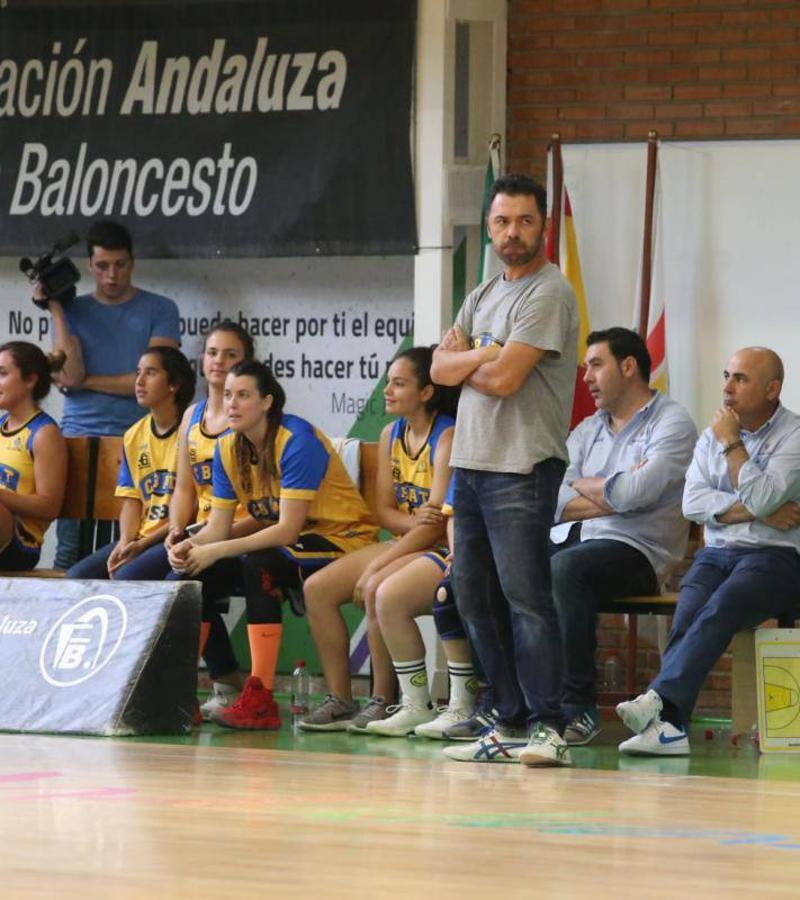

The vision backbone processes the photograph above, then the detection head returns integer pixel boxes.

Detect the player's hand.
[414,502,444,527]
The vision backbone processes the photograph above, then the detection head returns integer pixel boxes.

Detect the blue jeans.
[550,529,657,717]
[653,545,800,724]
[452,460,566,731]
[66,541,172,580]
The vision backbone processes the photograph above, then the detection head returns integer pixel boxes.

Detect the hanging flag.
[547,143,595,429]
[478,134,504,283]
[633,156,668,394]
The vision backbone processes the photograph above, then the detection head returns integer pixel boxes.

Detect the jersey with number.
[212,413,377,553]
[116,413,180,539]
[389,413,455,520]
[184,400,247,524]
[0,410,60,547]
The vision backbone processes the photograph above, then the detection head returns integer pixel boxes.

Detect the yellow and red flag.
[546,157,595,429]
[633,160,668,394]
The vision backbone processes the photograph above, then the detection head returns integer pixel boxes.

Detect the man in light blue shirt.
[38,220,180,567]
[617,347,800,756]
[550,327,696,746]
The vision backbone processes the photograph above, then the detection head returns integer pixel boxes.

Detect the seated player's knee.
[432,578,467,640]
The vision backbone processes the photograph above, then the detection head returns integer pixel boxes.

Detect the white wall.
[0,255,414,435]
[562,139,800,429]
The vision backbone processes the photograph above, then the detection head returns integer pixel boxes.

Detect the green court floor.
[129,693,800,783]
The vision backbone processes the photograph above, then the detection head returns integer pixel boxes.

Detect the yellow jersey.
[0,410,61,547]
[116,413,180,539]
[184,400,246,524]
[212,413,377,553]
[389,413,455,518]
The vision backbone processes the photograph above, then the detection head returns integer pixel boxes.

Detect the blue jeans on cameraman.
[652,545,800,725]
[452,459,566,733]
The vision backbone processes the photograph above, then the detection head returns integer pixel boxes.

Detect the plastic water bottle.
[290,659,310,721]
[603,652,624,692]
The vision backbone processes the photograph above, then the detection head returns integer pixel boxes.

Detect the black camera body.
[20,232,82,309]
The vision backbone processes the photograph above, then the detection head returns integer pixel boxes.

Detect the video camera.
[20,232,82,309]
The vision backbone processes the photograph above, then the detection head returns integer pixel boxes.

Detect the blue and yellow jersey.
[212,413,377,553]
[442,474,455,518]
[389,413,455,521]
[184,400,247,524]
[116,413,180,539]
[0,410,60,547]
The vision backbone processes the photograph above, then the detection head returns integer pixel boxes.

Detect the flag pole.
[548,132,563,266]
[637,131,659,339]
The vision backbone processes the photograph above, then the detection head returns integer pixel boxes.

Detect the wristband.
[722,439,744,456]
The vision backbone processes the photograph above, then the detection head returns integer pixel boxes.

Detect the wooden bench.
[12,435,123,578]
[597,523,796,733]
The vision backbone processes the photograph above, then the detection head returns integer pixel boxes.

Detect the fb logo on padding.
[40,595,128,687]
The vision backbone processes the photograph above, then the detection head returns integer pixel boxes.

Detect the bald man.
[617,347,800,755]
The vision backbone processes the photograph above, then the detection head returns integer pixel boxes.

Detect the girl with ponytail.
[168,360,377,731]
[0,341,67,571]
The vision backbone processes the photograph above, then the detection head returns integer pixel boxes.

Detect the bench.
[597,523,796,733]
[11,435,123,578]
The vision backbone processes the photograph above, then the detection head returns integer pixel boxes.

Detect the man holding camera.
[36,219,180,568]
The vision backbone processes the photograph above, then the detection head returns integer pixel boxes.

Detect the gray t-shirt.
[451,262,578,474]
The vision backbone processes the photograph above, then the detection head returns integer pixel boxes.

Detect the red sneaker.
[210,676,281,730]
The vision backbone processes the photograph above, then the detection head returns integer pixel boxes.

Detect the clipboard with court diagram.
[755,629,800,752]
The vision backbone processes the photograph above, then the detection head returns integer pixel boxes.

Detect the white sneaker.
[199,682,241,722]
[518,723,573,768]
[616,689,663,734]
[365,700,435,737]
[442,726,528,763]
[618,720,690,756]
[414,704,475,739]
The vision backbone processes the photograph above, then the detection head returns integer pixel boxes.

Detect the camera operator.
[35,219,180,569]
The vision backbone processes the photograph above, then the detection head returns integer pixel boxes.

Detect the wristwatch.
[722,439,744,456]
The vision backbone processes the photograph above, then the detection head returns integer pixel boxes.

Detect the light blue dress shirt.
[683,404,800,553]
[553,392,697,580]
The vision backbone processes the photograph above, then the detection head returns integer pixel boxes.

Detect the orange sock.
[198,621,211,662]
[247,623,283,690]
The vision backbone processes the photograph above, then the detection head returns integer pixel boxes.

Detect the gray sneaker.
[442,707,499,741]
[298,694,359,731]
[347,696,390,733]
[564,710,602,746]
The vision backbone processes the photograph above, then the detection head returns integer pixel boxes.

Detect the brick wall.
[504,0,800,717]
[508,0,800,181]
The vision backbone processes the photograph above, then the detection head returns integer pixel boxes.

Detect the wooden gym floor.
[3,706,800,899]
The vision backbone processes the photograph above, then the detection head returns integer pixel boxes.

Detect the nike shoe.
[298,694,359,731]
[347,696,390,733]
[616,689,663,734]
[210,676,281,730]
[618,719,690,756]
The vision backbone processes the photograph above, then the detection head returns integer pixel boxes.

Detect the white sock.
[448,660,478,712]
[393,658,431,708]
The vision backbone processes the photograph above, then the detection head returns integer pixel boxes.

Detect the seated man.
[551,327,697,745]
[617,346,800,755]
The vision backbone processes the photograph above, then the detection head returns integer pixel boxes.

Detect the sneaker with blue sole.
[442,726,528,763]
[618,719,690,756]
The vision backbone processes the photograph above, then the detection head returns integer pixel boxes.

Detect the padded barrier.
[0,578,201,736]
